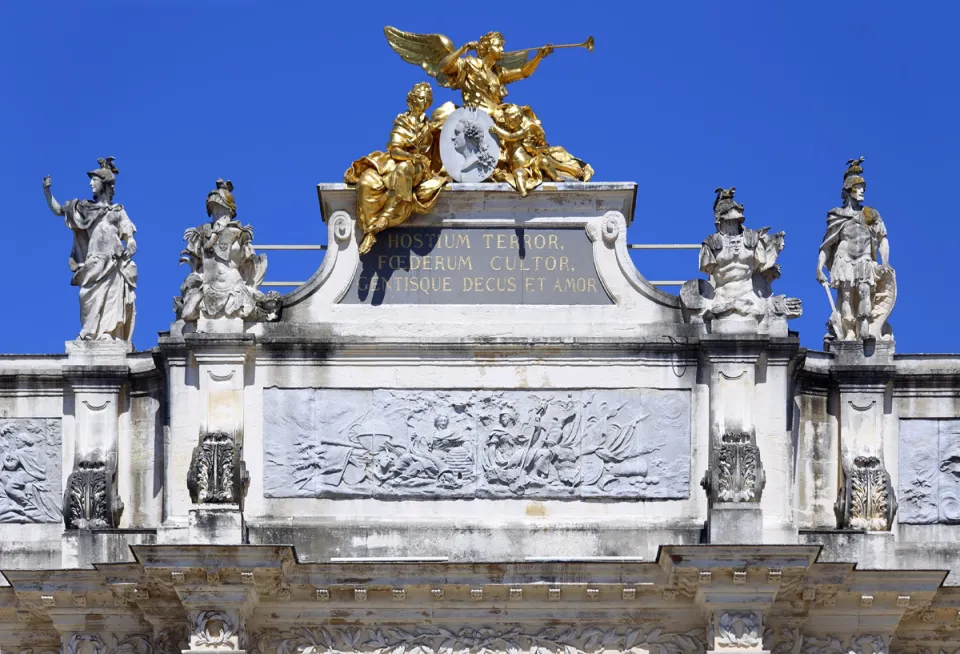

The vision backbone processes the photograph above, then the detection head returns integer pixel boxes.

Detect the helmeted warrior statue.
[42,158,138,341]
[175,179,281,323]
[816,157,895,341]
[681,187,801,334]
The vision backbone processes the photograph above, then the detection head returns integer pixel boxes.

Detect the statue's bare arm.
[816,250,828,283]
[877,234,889,268]
[438,41,477,76]
[499,45,554,84]
[42,176,64,216]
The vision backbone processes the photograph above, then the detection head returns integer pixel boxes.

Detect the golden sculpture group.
[345,28,595,254]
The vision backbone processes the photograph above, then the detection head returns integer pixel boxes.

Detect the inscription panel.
[342,227,611,305]
[263,388,691,500]
[899,419,960,523]
[0,418,62,523]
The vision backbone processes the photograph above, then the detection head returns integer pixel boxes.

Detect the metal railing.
[255,243,699,289]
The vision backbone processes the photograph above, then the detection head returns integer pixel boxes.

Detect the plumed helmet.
[87,157,119,185]
[713,186,744,224]
[842,156,866,192]
[206,178,237,218]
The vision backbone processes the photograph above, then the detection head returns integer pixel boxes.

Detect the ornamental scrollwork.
[252,625,706,654]
[191,610,246,651]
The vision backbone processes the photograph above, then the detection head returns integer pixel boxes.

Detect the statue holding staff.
[42,158,137,341]
[816,157,896,341]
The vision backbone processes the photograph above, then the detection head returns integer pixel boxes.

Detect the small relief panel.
[0,418,62,523]
[899,419,960,524]
[263,388,691,500]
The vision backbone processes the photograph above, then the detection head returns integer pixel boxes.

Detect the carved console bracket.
[835,455,897,531]
[187,431,248,505]
[703,430,766,504]
[64,453,123,529]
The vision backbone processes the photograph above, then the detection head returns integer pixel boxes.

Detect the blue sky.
[1,1,956,353]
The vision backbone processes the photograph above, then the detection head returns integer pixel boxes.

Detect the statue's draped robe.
[345,112,446,237]
[62,200,137,340]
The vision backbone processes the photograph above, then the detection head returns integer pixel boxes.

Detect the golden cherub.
[489,103,593,196]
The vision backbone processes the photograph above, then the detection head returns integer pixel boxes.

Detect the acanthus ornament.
[64,634,152,654]
[801,635,889,654]
[252,625,705,654]
[712,612,762,650]
[703,430,766,503]
[64,454,123,529]
[835,455,897,531]
[191,611,245,651]
[187,431,247,504]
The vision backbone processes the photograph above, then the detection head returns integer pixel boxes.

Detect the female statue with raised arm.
[42,158,137,341]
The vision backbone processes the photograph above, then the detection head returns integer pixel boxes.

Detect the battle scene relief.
[263,389,691,500]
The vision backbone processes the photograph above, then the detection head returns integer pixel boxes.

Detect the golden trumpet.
[502,35,594,57]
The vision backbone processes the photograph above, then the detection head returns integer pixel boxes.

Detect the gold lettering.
[358,276,370,292]
[400,234,412,248]
[545,256,557,271]
[463,278,473,292]
[457,233,470,248]
[548,234,559,250]
[588,279,597,292]
[410,255,420,270]
[427,233,439,248]
[422,256,432,271]
[459,256,472,271]
[378,255,388,268]
[497,234,508,249]
[505,256,516,271]
[435,256,445,271]
[483,234,494,248]
[443,277,451,292]
[533,256,543,271]
[559,256,570,271]
[534,234,546,249]
[491,256,502,271]
[525,277,536,292]
[506,277,517,292]
[510,234,519,249]
[413,234,423,248]
[388,233,399,249]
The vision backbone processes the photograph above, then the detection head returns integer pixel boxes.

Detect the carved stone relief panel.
[899,419,960,524]
[263,388,691,500]
[0,419,62,523]
[250,625,706,654]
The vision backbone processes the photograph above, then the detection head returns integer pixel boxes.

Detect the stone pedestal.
[189,506,244,545]
[709,504,762,545]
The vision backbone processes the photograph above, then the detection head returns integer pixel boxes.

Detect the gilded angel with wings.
[384,27,555,114]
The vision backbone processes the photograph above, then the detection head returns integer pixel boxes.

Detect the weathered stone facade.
[1,184,958,654]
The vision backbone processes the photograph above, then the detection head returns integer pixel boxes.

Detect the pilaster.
[61,341,131,533]
[828,341,897,531]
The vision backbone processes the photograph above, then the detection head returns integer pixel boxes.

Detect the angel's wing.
[384,26,456,82]
[498,51,531,73]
